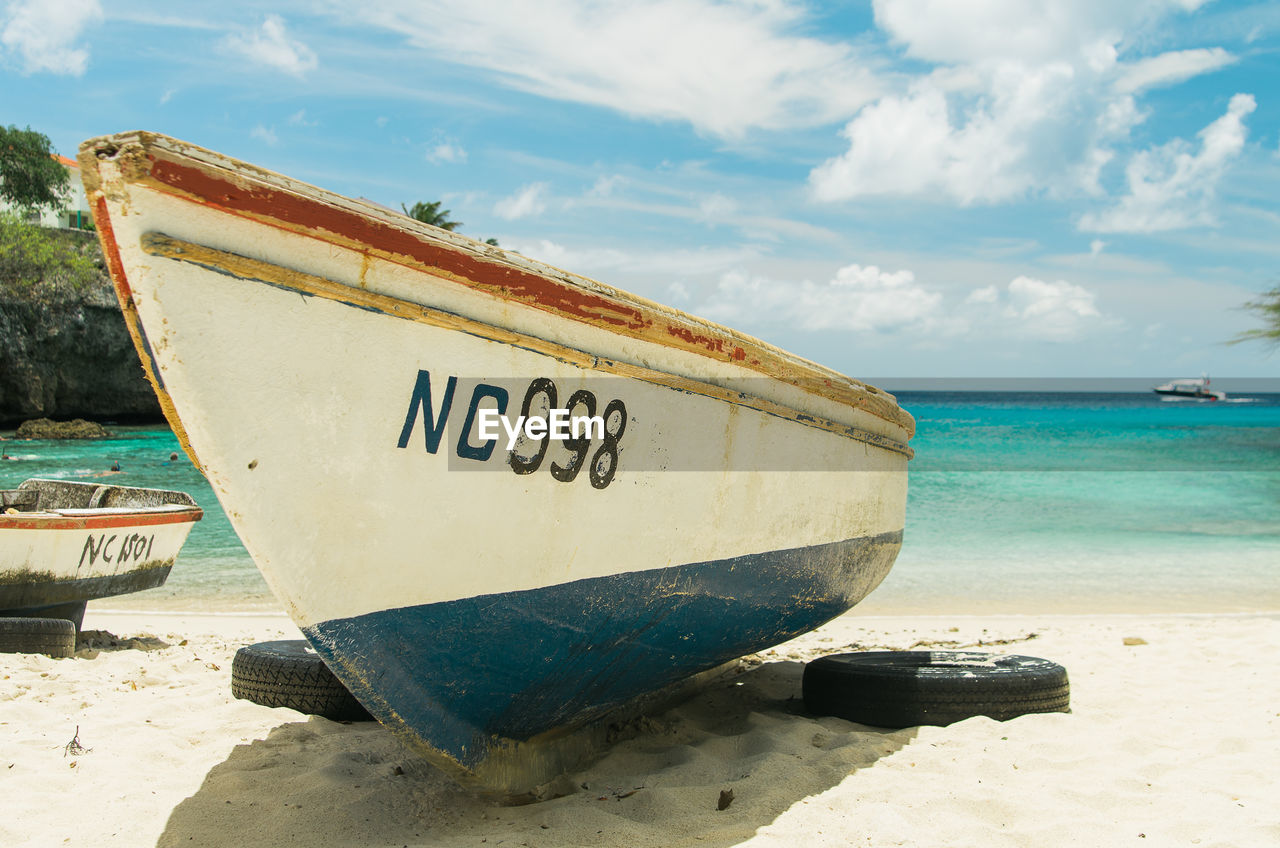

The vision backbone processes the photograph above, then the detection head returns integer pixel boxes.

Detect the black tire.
[231,640,372,722]
[803,651,1069,728]
[0,601,87,631]
[0,617,76,658]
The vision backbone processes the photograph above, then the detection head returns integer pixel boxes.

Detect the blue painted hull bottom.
[303,529,903,789]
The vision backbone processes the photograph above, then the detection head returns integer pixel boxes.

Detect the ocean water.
[3,391,1278,615]
[875,391,1280,614]
[1,425,275,610]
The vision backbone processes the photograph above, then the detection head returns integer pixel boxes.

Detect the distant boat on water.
[78,131,914,795]
[1153,376,1226,401]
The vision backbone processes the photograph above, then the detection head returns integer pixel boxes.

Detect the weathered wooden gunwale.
[0,508,203,532]
[78,131,914,439]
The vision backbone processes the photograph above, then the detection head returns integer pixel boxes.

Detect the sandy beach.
[3,606,1276,847]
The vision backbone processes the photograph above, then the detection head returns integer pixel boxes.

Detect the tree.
[0,125,70,213]
[401,200,460,231]
[1231,286,1280,349]
[402,199,500,246]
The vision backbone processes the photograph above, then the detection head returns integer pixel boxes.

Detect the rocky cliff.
[0,228,162,427]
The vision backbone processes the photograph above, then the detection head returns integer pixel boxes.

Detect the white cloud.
[965,285,999,304]
[0,0,101,75]
[683,262,1110,343]
[514,239,628,272]
[1008,275,1100,327]
[250,125,278,146]
[697,193,737,224]
[333,0,885,137]
[666,281,691,303]
[587,175,626,198]
[1079,93,1255,233]
[811,1,1231,205]
[223,14,317,77]
[494,183,549,220]
[811,59,1130,204]
[511,238,757,278]
[510,232,1111,345]
[870,0,1212,66]
[965,275,1105,341]
[871,0,1127,65]
[1115,47,1236,94]
[426,141,467,164]
[698,263,943,332]
[288,109,317,127]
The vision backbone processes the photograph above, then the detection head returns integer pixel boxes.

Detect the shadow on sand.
[157,659,917,847]
[74,628,171,656]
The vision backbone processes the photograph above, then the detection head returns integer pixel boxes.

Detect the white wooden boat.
[0,479,202,628]
[79,131,915,794]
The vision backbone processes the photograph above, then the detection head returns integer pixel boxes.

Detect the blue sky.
[3,0,1279,380]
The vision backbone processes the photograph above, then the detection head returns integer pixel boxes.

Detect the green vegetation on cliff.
[0,213,161,425]
[0,212,102,302]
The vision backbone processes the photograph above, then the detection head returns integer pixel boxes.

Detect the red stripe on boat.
[146,157,651,332]
[0,508,203,531]
[95,194,132,301]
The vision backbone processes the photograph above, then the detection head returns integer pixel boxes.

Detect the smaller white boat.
[1153,376,1226,401]
[0,479,202,628]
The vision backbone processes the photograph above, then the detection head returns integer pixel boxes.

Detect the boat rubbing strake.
[80,131,915,793]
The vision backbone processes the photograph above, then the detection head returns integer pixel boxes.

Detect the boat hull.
[307,529,900,782]
[0,480,202,618]
[1153,388,1224,401]
[80,132,914,791]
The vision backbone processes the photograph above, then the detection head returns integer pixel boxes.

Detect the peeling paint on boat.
[80,130,915,795]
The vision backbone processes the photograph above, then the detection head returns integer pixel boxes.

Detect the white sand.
[3,608,1278,847]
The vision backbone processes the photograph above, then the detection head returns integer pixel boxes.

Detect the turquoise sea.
[3,391,1278,615]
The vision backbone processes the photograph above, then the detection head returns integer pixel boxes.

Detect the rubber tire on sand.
[0,617,76,658]
[231,640,373,722]
[803,651,1069,728]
